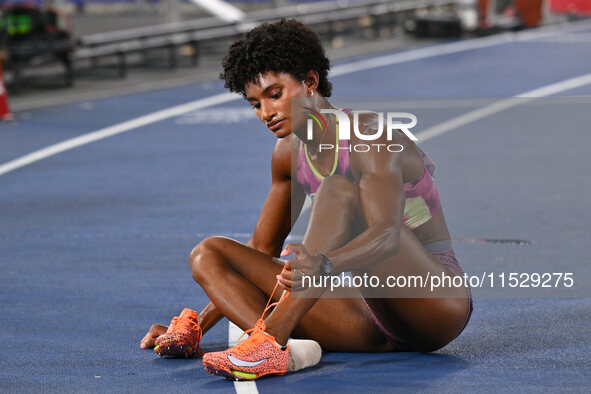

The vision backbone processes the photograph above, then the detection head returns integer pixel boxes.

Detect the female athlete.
[140,19,472,381]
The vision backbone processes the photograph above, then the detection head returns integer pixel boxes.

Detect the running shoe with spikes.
[202,320,289,381]
[203,280,292,380]
[154,308,202,358]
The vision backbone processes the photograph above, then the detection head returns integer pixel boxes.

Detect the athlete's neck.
[294,99,338,160]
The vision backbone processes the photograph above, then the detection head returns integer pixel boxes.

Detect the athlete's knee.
[412,298,469,353]
[189,236,225,283]
[317,174,358,204]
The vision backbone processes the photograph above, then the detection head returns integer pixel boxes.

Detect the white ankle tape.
[286,338,322,372]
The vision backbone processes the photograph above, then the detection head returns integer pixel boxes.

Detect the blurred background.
[0,0,589,112]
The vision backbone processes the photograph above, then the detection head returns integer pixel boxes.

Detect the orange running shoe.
[154,308,202,358]
[202,321,289,381]
[203,280,291,380]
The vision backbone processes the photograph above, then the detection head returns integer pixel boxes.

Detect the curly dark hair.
[220,19,332,98]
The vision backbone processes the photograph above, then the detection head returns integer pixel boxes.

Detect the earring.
[310,90,315,98]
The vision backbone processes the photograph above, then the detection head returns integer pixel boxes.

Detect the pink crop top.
[296,125,441,230]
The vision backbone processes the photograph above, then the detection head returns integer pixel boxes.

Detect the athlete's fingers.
[277,262,301,290]
[278,261,293,282]
[276,265,308,292]
[290,271,306,292]
[280,244,292,257]
[280,243,300,256]
[290,243,306,258]
[140,324,168,348]
[289,253,318,278]
[276,273,292,291]
[281,243,309,259]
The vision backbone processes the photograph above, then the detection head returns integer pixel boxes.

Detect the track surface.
[1,22,590,392]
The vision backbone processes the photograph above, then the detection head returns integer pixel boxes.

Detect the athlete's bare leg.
[189,238,283,333]
[190,173,468,352]
[263,174,471,352]
[189,231,390,351]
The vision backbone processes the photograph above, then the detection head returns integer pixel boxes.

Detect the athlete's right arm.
[248,136,305,257]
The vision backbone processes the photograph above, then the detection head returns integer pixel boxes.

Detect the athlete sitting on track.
[140,19,473,381]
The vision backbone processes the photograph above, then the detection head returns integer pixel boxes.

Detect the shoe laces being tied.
[237,279,291,350]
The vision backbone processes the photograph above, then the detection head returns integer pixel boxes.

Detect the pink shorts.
[360,240,473,350]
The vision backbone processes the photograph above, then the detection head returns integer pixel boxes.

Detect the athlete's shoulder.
[271,135,294,180]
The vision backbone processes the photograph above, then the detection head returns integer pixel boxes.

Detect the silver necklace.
[308,127,328,160]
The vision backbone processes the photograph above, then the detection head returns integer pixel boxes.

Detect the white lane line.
[417,73,591,142]
[2,20,591,179]
[229,74,591,394]
[228,322,259,393]
[0,92,237,177]
[228,321,245,347]
[331,19,591,77]
[1,20,590,394]
[516,73,591,98]
[234,380,258,394]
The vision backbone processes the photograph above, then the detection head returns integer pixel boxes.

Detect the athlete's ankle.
[263,327,288,347]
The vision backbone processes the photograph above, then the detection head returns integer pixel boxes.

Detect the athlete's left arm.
[323,138,406,273]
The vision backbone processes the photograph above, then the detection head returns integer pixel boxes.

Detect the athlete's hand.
[140,324,168,349]
[278,243,321,291]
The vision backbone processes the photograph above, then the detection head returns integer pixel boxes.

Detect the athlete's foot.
[202,322,323,380]
[154,308,202,358]
[203,281,320,380]
[202,320,289,381]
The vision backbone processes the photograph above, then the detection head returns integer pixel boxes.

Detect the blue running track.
[1,21,590,393]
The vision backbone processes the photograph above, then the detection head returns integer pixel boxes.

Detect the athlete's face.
[245,72,308,139]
